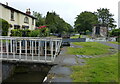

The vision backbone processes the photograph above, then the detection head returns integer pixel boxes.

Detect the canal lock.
[1,62,54,84]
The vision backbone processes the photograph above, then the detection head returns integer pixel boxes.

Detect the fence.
[0,36,62,63]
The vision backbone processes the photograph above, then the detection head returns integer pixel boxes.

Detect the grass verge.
[71,52,118,82]
[67,42,112,56]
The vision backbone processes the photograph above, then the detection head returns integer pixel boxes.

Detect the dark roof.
[0,3,36,19]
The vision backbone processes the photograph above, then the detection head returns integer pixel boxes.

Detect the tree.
[96,8,116,30]
[33,11,45,27]
[45,11,73,34]
[110,29,120,37]
[74,11,98,34]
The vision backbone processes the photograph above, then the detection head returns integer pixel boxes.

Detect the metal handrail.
[0,36,62,63]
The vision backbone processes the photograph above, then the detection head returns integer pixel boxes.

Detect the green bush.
[110,29,120,36]
[10,29,22,37]
[10,28,50,37]
[116,37,120,42]
[0,18,9,36]
[29,30,40,37]
[21,29,31,37]
[10,29,31,37]
[29,28,50,37]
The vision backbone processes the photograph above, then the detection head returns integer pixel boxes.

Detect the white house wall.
[0,4,36,35]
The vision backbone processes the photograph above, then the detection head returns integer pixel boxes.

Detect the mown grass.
[67,42,112,56]
[107,41,120,45]
[71,52,118,82]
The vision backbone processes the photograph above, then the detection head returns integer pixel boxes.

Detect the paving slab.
[51,77,72,82]
[49,65,72,76]
[99,42,119,50]
[62,58,77,65]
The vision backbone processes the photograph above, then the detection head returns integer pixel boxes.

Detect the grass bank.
[67,42,112,56]
[71,52,118,82]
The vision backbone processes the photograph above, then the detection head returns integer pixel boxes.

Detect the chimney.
[6,2,8,6]
[26,8,31,15]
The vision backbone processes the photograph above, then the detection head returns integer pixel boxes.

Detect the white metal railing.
[0,36,62,63]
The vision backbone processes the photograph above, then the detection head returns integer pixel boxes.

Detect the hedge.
[10,29,31,37]
[0,18,9,36]
[10,28,50,37]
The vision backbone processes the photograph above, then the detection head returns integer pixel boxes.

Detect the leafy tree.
[45,11,73,34]
[110,29,120,36]
[0,18,9,36]
[74,11,98,34]
[33,11,45,27]
[96,8,116,30]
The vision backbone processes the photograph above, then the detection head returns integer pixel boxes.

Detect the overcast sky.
[0,0,119,27]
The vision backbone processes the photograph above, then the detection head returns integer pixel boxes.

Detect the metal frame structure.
[0,36,62,63]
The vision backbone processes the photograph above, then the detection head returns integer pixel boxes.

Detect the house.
[0,2,36,35]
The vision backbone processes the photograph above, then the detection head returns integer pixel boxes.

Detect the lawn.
[69,42,119,82]
[71,52,118,82]
[67,42,112,56]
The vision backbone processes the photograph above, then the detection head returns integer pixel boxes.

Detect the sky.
[0,0,119,27]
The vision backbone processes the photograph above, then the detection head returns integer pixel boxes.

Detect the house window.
[24,17,29,24]
[32,19,34,25]
[11,10,14,21]
[22,25,29,29]
[14,25,20,29]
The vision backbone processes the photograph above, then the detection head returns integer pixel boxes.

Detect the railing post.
[25,40,27,60]
[32,40,34,60]
[13,39,15,59]
[0,39,2,58]
[16,40,17,53]
[30,40,32,54]
[35,40,36,55]
[19,40,21,60]
[38,40,41,61]
[45,40,47,62]
[51,40,53,61]
[10,39,12,53]
[54,40,57,60]
[6,39,9,59]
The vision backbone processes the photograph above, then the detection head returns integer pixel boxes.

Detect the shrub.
[29,28,50,37]
[10,29,31,37]
[110,29,120,36]
[116,36,120,42]
[29,30,40,37]
[21,29,31,37]
[0,18,9,36]
[10,29,22,37]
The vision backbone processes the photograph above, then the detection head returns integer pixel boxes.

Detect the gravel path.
[99,42,120,50]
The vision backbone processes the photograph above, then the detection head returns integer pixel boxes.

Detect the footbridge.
[0,36,62,63]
